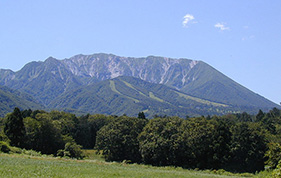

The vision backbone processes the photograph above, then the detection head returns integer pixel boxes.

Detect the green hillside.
[49,76,238,118]
[181,61,276,109]
[0,85,43,117]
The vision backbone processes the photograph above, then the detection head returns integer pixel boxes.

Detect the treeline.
[0,108,281,173]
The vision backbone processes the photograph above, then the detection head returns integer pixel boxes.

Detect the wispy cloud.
[214,23,230,31]
[182,14,195,27]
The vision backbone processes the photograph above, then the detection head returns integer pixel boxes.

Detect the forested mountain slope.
[49,76,233,117]
[0,53,278,116]
[0,85,43,117]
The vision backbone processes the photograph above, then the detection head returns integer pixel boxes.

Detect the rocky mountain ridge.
[0,53,278,116]
[62,53,199,89]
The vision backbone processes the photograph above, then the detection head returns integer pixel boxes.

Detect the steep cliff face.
[62,53,199,90]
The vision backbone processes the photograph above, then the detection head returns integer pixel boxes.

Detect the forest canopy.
[0,108,281,173]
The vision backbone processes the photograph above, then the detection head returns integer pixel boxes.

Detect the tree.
[236,112,252,122]
[4,108,25,147]
[95,116,147,163]
[23,117,41,150]
[50,111,78,138]
[265,142,281,169]
[74,114,113,149]
[138,112,146,120]
[228,122,267,172]
[180,117,218,169]
[57,136,84,159]
[270,108,281,118]
[256,109,265,122]
[138,117,183,166]
[34,113,65,154]
[209,119,232,169]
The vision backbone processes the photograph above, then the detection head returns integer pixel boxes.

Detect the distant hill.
[49,76,235,118]
[0,85,44,117]
[0,53,279,116]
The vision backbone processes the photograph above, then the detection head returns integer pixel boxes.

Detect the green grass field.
[0,153,265,178]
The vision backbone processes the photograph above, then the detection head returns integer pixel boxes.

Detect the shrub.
[0,132,10,143]
[272,160,281,178]
[0,141,11,153]
[57,142,84,159]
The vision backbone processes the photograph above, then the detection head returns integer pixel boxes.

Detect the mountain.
[49,76,233,118]
[61,54,277,109]
[0,58,90,105]
[0,85,44,117]
[0,53,278,116]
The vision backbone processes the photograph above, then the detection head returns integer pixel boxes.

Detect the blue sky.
[0,0,280,104]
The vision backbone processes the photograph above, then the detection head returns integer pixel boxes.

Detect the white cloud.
[214,23,230,31]
[182,14,195,27]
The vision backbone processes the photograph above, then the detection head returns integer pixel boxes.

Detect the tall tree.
[138,112,146,120]
[95,116,147,162]
[229,123,267,172]
[256,109,265,122]
[4,107,25,147]
[138,117,183,166]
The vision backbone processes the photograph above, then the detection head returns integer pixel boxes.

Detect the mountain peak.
[45,56,58,62]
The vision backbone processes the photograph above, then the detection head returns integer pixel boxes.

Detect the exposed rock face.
[62,53,198,90]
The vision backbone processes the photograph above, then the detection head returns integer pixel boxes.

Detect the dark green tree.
[138,117,183,166]
[95,116,147,162]
[34,113,65,154]
[228,123,267,172]
[23,116,41,150]
[236,112,252,122]
[138,112,146,120]
[256,109,265,122]
[209,119,232,169]
[74,114,113,149]
[261,114,276,134]
[180,117,217,169]
[57,136,84,159]
[269,107,281,118]
[4,108,25,147]
[22,109,32,118]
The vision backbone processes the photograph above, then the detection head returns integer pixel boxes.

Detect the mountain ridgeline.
[0,53,278,117]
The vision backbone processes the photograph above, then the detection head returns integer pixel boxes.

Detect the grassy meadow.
[0,152,264,178]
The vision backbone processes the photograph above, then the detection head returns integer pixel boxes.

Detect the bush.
[21,149,43,156]
[0,132,10,143]
[0,141,11,153]
[57,142,84,159]
[272,160,281,178]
